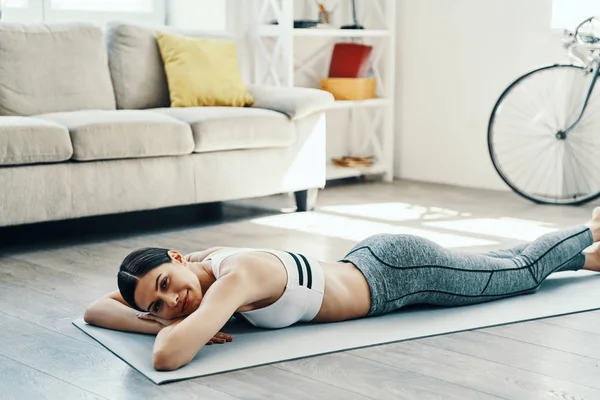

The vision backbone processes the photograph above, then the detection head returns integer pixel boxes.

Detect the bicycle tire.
[488,63,600,205]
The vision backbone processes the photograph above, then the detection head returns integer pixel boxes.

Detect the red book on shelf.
[328,43,373,78]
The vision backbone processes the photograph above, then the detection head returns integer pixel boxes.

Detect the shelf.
[257,25,391,38]
[326,98,390,110]
[326,161,387,180]
[244,0,396,183]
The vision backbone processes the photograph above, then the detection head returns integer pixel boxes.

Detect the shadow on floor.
[0,201,280,253]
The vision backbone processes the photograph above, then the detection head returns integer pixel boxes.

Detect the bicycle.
[488,16,600,205]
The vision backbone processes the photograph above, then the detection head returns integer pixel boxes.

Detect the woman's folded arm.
[152,271,248,371]
[83,291,163,335]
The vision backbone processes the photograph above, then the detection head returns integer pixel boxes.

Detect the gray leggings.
[340,225,593,316]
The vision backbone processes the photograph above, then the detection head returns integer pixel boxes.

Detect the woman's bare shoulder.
[218,250,284,278]
[185,246,232,262]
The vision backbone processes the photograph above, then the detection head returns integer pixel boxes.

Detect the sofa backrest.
[0,22,116,116]
[106,22,241,110]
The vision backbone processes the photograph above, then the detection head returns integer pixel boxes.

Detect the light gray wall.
[167,0,227,31]
[393,0,568,191]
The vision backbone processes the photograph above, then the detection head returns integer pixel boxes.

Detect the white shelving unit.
[257,25,391,38]
[238,0,396,182]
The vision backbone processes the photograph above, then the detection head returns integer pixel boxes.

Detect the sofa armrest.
[247,85,334,120]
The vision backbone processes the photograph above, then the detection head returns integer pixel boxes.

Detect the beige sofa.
[0,22,334,227]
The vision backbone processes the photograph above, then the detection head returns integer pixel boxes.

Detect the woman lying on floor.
[84,208,600,371]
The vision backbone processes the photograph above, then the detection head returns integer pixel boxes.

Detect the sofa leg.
[294,189,318,212]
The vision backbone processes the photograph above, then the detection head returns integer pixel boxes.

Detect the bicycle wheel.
[488,64,600,205]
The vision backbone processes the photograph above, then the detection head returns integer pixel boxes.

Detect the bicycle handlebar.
[574,16,600,46]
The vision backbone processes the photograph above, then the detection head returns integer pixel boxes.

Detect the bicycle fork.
[563,59,600,137]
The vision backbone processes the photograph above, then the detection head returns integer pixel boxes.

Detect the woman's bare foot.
[585,207,600,243]
[583,242,600,272]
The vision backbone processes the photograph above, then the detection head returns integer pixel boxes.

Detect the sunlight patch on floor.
[319,202,472,222]
[423,217,558,241]
[250,212,498,248]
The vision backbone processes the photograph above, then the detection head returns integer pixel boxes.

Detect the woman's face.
[133,251,203,320]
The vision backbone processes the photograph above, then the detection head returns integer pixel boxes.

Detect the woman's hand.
[206,332,233,345]
[137,312,184,328]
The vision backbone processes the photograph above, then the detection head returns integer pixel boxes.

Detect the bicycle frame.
[564,58,600,136]
[564,16,600,136]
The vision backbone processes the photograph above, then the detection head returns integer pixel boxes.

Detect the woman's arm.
[83,291,162,335]
[151,271,248,371]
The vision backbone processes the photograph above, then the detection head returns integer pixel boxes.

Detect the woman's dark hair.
[118,247,172,311]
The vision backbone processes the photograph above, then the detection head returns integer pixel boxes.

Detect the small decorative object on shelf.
[328,43,373,78]
[332,156,375,168]
[270,19,319,28]
[341,0,364,30]
[321,77,376,100]
[315,1,329,24]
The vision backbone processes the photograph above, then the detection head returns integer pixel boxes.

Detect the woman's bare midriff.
[312,261,372,322]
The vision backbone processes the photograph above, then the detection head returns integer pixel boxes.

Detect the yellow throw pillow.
[156,31,254,107]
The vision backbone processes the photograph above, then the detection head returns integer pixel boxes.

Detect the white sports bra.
[205,248,325,329]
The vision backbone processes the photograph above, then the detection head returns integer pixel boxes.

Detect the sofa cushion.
[0,117,73,166]
[106,23,239,110]
[0,22,116,116]
[36,110,194,161]
[150,107,295,153]
[156,32,254,108]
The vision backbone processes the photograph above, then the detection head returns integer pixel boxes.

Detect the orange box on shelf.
[320,77,376,100]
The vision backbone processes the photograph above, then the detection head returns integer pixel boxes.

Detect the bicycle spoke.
[517,87,550,122]
[494,138,554,168]
[567,139,600,191]
[569,135,600,146]
[492,136,553,150]
[569,77,600,129]
[543,72,562,131]
[547,143,564,199]
[536,68,564,131]
[493,123,553,138]
[499,101,556,132]
[565,141,583,196]
[502,150,549,181]
[519,71,558,130]
[576,100,600,129]
[573,118,600,132]
[496,122,555,136]
[521,141,559,192]
[566,70,584,126]
[554,143,566,200]
[563,68,588,129]
[492,140,552,157]
[497,89,556,131]
[567,137,600,198]
[567,142,595,195]
[568,139,600,196]
[509,141,556,187]
[555,144,573,199]
[533,141,559,197]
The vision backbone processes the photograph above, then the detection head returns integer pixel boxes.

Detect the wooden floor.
[2,179,600,399]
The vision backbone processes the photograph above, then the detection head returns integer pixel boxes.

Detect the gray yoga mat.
[73,270,600,384]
